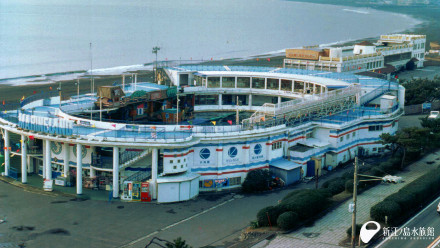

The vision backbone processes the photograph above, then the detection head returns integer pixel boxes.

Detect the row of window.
[368,125,383,131]
[339,131,356,142]
[170,158,186,163]
[414,43,425,50]
[272,141,282,150]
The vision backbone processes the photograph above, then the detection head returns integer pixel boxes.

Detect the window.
[352,132,356,138]
[222,77,235,88]
[392,121,396,127]
[137,108,144,115]
[306,132,312,139]
[368,125,383,131]
[340,136,344,142]
[252,78,265,89]
[346,134,350,140]
[373,147,377,152]
[378,147,384,153]
[178,159,181,163]
[173,166,177,169]
[170,160,173,164]
[229,177,242,186]
[184,158,186,162]
[181,165,183,168]
[272,141,282,150]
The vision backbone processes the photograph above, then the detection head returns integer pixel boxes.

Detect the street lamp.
[152,46,160,83]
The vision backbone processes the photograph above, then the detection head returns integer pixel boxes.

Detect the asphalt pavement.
[374,195,440,248]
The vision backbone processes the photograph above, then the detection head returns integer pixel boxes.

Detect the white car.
[428,111,440,120]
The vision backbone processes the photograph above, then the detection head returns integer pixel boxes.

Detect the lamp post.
[152,46,160,83]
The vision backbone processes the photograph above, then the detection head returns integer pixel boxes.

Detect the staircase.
[360,81,397,106]
[119,149,151,169]
[242,103,276,126]
[124,170,151,183]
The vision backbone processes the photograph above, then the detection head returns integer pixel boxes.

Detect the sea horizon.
[0,0,422,86]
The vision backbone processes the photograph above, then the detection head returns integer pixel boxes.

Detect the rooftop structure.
[0,65,404,203]
[284,34,426,75]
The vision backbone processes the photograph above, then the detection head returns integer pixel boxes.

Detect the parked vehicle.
[428,111,440,120]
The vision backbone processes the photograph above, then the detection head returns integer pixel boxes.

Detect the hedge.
[280,189,329,220]
[257,205,285,227]
[371,166,440,225]
[242,169,272,193]
[277,211,298,231]
[327,179,346,196]
[370,201,402,225]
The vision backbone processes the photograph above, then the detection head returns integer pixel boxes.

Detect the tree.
[165,237,192,248]
[380,127,433,169]
[405,60,416,71]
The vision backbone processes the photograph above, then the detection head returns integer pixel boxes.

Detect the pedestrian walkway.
[0,174,116,201]
[262,151,440,248]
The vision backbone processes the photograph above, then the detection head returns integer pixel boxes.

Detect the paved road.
[0,164,352,248]
[374,195,440,248]
[398,66,440,81]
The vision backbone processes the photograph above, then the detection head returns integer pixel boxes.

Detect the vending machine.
[121,181,133,201]
[132,182,141,201]
[141,182,151,202]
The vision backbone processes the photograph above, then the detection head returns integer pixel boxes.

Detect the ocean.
[0,0,420,84]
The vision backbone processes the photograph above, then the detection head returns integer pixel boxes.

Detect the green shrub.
[327,179,346,196]
[370,200,401,225]
[345,179,354,193]
[316,188,332,198]
[341,170,354,180]
[370,167,386,177]
[321,177,341,188]
[277,211,298,231]
[346,224,363,238]
[242,169,272,193]
[385,192,416,213]
[283,189,306,200]
[281,189,329,220]
[257,205,285,227]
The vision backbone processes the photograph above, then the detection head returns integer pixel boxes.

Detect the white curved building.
[0,65,404,203]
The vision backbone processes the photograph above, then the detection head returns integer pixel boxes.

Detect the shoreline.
[0,1,428,86]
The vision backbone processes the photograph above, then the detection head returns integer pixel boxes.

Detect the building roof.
[270,159,302,171]
[356,41,375,46]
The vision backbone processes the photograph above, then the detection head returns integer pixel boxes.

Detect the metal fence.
[404,101,440,115]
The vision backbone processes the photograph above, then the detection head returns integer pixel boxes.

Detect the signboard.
[18,112,73,136]
[286,49,322,60]
[422,103,432,110]
[250,143,266,162]
[223,146,242,165]
[194,147,216,166]
[54,178,66,186]
[43,179,53,191]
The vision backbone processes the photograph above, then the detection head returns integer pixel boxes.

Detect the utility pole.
[90,42,94,120]
[351,156,358,248]
[152,46,160,83]
[236,96,239,124]
[176,95,180,124]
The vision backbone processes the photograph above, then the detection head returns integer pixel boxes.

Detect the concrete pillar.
[234,77,237,88]
[264,78,267,90]
[243,143,250,168]
[76,144,82,195]
[291,80,294,92]
[220,76,222,88]
[90,167,96,178]
[151,148,158,199]
[113,147,119,198]
[219,94,222,107]
[278,96,281,104]
[217,146,223,169]
[63,143,69,177]
[248,95,252,108]
[266,138,272,162]
[250,77,252,89]
[21,135,27,183]
[4,130,9,176]
[42,139,46,179]
[278,79,281,91]
[45,140,51,180]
